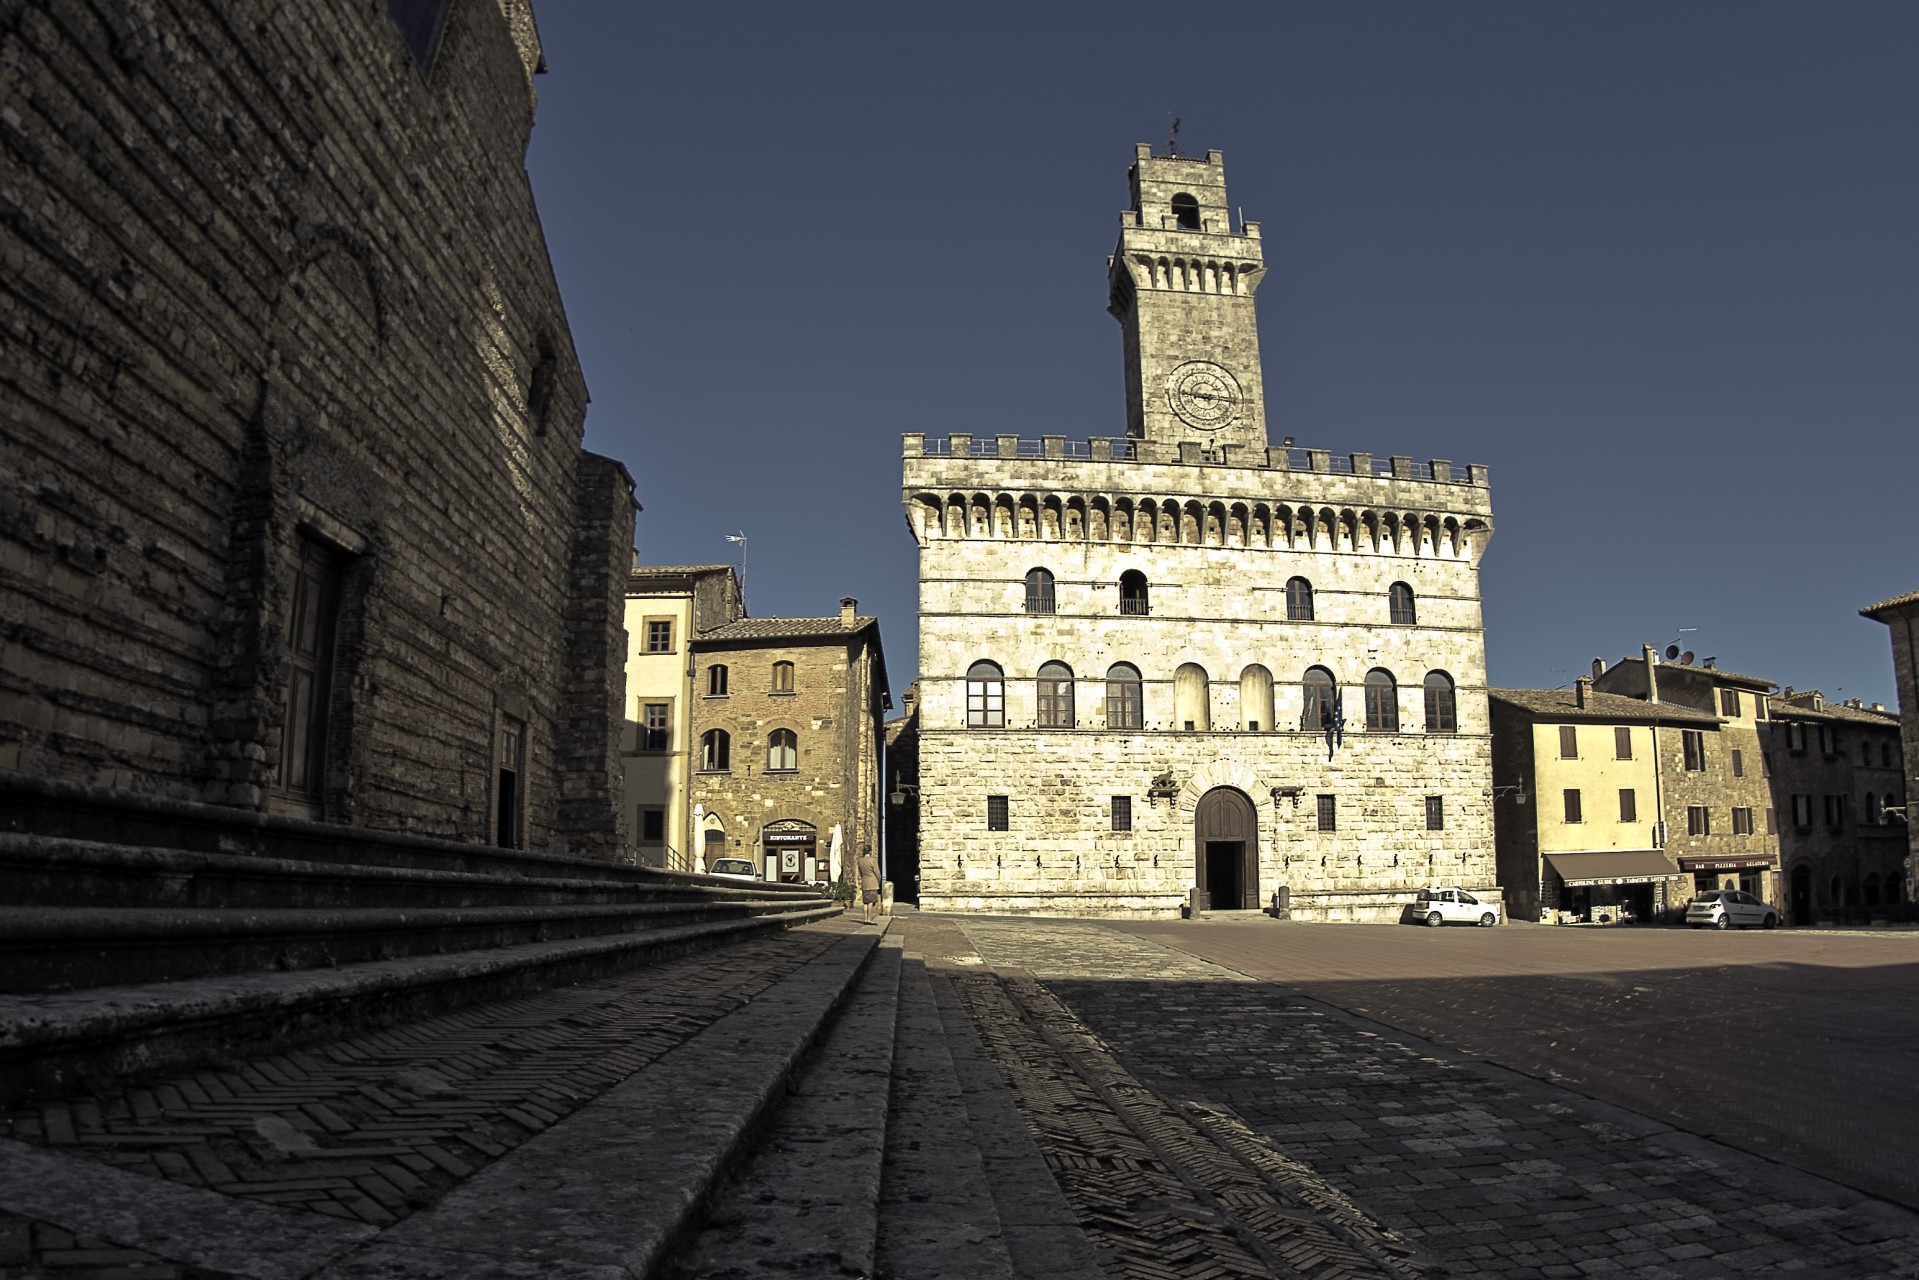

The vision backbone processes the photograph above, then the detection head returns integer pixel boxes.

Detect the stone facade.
[0,0,635,855]
[1862,590,1919,880]
[687,601,890,885]
[619,565,744,869]
[903,145,1496,921]
[1592,654,1783,906]
[1764,690,1908,922]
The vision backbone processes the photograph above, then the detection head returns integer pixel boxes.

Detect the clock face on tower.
[1166,361,1242,430]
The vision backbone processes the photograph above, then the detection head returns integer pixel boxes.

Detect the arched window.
[1300,667,1335,732]
[700,729,731,772]
[1037,661,1075,728]
[1389,582,1416,625]
[1105,663,1144,729]
[966,661,1005,727]
[1286,577,1314,621]
[1119,570,1149,616]
[1423,671,1457,734]
[1175,663,1211,731]
[1865,872,1882,906]
[707,664,729,697]
[1024,567,1056,614]
[1239,664,1274,731]
[766,728,797,772]
[1365,669,1399,732]
[1171,193,1201,230]
[771,661,795,694]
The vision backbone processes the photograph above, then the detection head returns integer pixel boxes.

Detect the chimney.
[1873,701,1886,712]
[839,596,858,628]
[1591,657,1606,679]
[1575,676,1591,709]
[1641,644,1659,704]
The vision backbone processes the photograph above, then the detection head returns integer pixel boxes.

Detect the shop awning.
[1544,850,1684,886]
[1676,854,1778,872]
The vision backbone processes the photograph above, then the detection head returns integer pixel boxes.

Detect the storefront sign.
[1677,855,1777,872]
[762,830,817,847]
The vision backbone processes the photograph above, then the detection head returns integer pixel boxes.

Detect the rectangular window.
[1791,794,1811,828]
[1112,795,1132,833]
[1732,807,1754,835]
[1425,795,1444,831]
[1614,726,1633,760]
[1316,794,1336,832]
[1761,749,1771,778]
[644,618,675,654]
[1682,730,1705,771]
[496,714,525,849]
[987,795,1010,831]
[1720,688,1741,717]
[1766,807,1777,835]
[278,537,346,809]
[707,665,729,697]
[639,807,665,843]
[772,661,795,694]
[639,702,670,752]
[1687,805,1710,836]
[1619,789,1637,823]
[1824,794,1846,828]
[1787,723,1806,754]
[1563,788,1582,824]
[1559,725,1578,759]
[1818,726,1834,757]
[1730,748,1744,778]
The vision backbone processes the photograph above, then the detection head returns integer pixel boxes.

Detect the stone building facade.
[1592,654,1782,906]
[620,565,744,869]
[1862,589,1919,881]
[1764,690,1907,923]
[687,600,890,884]
[902,145,1496,920]
[0,0,635,855]
[1489,681,1717,923]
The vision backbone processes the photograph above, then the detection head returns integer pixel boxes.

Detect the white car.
[1685,889,1777,930]
[1415,886,1501,927]
[707,858,758,883]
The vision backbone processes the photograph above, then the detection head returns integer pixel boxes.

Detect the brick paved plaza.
[905,914,1919,1278]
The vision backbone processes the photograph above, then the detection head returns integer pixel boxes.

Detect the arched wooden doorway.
[1195,787,1259,910]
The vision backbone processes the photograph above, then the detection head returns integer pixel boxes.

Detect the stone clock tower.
[1108,143,1268,452]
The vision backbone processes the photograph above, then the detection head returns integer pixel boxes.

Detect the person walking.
[857,843,882,924]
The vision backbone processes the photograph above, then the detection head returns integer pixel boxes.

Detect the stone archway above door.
[1173,759,1273,823]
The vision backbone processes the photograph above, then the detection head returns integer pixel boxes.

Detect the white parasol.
[829,824,843,883]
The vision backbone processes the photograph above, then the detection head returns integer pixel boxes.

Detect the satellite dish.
[1665,644,1681,660]
[1680,651,1695,666]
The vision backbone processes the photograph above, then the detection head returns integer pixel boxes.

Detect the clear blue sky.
[524,2,1917,708]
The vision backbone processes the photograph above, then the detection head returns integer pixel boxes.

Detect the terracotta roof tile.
[1862,589,1919,618]
[696,617,877,643]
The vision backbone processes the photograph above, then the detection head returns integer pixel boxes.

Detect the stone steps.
[0,772,836,1106]
[681,947,1102,1280]
[0,898,812,993]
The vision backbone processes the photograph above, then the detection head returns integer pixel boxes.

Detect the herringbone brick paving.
[3,922,853,1252]
[951,917,1919,1277]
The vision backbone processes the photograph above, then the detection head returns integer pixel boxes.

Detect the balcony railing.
[1118,598,1151,616]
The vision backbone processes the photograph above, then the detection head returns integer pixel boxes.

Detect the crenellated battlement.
[903,433,1489,487]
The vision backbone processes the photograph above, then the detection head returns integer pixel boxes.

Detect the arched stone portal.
[1195,787,1259,910]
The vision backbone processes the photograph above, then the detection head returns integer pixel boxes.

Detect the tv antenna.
[1167,115,1182,156]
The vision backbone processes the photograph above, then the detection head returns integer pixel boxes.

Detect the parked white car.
[707,858,758,883]
[1685,889,1777,930]
[1415,886,1501,927]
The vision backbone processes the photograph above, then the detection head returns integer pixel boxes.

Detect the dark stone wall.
[0,0,635,853]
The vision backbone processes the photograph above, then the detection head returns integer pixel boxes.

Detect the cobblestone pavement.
[933,916,1919,1278]
[0,921,860,1276]
[1122,919,1919,1211]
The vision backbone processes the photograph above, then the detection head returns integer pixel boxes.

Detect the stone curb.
[312,925,885,1278]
